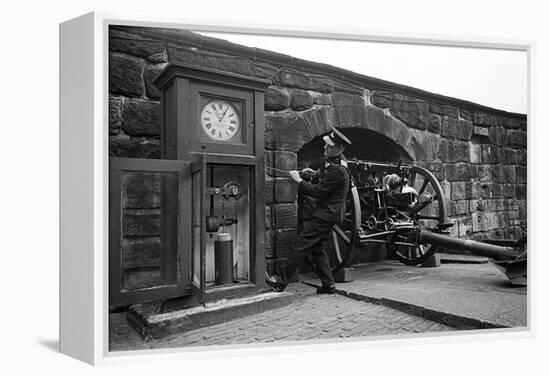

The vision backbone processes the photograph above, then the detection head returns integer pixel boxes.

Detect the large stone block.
[440,180,452,201]
[454,141,470,162]
[410,130,437,161]
[122,98,161,136]
[481,144,501,164]
[459,109,473,121]
[458,216,473,238]
[278,70,334,93]
[302,107,333,137]
[457,119,473,140]
[109,32,165,58]
[265,230,274,258]
[505,117,522,129]
[503,184,515,198]
[265,86,290,111]
[290,89,314,111]
[416,161,445,181]
[516,184,527,200]
[445,201,456,217]
[502,166,516,184]
[477,165,494,183]
[517,199,527,219]
[520,119,527,131]
[437,139,455,162]
[265,205,272,230]
[441,116,458,139]
[391,94,428,130]
[332,92,366,129]
[493,115,506,127]
[473,126,489,137]
[109,96,123,135]
[274,178,298,203]
[518,150,527,166]
[473,112,493,126]
[273,203,298,229]
[428,114,442,134]
[250,61,279,79]
[188,51,253,77]
[310,91,333,106]
[371,90,393,108]
[516,166,527,184]
[471,212,484,233]
[144,64,166,100]
[469,199,483,213]
[481,183,503,199]
[266,150,297,177]
[488,126,506,146]
[469,142,481,164]
[265,112,310,151]
[451,182,467,200]
[274,228,298,258]
[472,211,504,233]
[364,105,413,157]
[507,130,527,148]
[450,182,481,200]
[446,163,473,181]
[429,102,459,118]
[147,51,168,64]
[454,200,470,216]
[110,52,145,97]
[264,176,275,204]
[471,181,484,199]
[501,199,520,211]
[109,136,161,159]
[502,148,519,165]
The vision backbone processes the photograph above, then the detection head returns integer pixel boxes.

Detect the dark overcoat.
[298,161,350,223]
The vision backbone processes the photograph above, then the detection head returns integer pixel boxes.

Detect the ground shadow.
[38,339,59,353]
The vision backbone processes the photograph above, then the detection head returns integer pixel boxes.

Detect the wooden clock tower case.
[154,63,271,304]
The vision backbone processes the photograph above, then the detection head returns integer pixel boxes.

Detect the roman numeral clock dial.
[200,99,240,141]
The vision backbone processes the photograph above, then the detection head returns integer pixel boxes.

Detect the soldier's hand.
[300,168,316,181]
[288,170,302,183]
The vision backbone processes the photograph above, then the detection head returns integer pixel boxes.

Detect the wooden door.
[109,157,192,307]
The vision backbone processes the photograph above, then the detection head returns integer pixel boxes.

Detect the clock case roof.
[154,63,272,92]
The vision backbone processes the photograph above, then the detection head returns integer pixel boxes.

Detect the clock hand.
[220,106,229,120]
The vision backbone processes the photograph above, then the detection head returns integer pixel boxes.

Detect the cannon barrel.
[418,230,519,260]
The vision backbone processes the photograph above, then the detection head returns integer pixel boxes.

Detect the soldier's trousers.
[294,217,335,287]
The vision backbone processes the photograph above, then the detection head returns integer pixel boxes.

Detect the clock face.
[200,99,241,141]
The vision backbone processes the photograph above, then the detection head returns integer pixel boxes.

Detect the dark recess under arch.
[298,128,413,169]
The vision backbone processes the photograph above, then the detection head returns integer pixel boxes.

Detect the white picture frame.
[59,11,534,366]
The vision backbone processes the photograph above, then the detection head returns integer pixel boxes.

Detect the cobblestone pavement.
[110,283,456,351]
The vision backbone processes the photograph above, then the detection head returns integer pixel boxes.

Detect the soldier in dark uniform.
[287,127,352,294]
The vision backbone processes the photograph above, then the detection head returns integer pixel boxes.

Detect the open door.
[109,157,192,307]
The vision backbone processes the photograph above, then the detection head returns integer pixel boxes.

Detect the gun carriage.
[297,159,526,285]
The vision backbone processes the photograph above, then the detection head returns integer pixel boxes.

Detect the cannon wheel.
[328,185,361,274]
[388,165,448,265]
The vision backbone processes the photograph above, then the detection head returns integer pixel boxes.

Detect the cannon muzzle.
[418,230,527,286]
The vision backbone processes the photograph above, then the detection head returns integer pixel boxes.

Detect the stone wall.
[109,26,527,270]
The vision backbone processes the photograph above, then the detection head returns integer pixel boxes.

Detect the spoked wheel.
[389,165,448,265]
[327,185,361,274]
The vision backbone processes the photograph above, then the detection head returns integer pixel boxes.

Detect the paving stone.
[109,282,455,351]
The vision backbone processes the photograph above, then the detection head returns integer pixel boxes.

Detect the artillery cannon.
[297,159,527,286]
